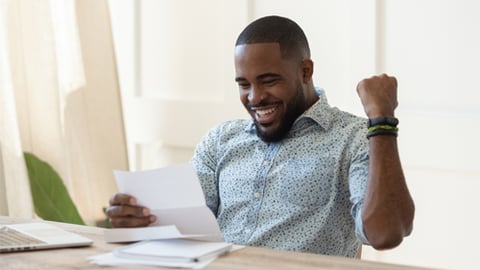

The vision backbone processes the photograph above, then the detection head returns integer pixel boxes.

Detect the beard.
[255,80,307,142]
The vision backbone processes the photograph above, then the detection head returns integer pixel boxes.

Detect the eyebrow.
[257,73,281,80]
[235,73,281,82]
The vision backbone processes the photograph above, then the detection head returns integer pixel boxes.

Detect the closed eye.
[258,73,281,87]
[235,77,250,90]
[238,82,250,90]
[262,78,278,86]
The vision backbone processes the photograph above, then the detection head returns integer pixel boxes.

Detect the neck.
[304,83,319,109]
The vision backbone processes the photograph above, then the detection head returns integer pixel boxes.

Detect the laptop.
[0,222,93,253]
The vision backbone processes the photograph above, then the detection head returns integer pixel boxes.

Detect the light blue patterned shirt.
[192,89,370,257]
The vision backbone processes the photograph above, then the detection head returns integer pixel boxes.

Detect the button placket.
[244,143,280,242]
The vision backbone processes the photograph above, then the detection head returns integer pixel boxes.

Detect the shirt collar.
[294,87,333,130]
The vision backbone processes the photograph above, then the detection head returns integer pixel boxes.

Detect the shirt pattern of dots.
[192,89,369,257]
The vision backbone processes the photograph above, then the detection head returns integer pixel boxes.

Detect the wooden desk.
[1,216,431,270]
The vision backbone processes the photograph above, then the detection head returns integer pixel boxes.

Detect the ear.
[301,59,314,83]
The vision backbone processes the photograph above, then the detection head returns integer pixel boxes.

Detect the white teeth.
[256,107,276,116]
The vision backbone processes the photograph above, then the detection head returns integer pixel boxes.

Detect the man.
[106,15,414,257]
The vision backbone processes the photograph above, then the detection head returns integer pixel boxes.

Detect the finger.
[105,205,150,218]
[378,74,397,88]
[110,216,155,228]
[390,76,398,89]
[109,193,137,206]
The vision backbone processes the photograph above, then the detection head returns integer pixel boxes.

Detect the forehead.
[234,43,287,76]
[235,42,282,62]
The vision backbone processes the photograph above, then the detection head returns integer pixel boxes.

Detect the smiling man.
[235,42,317,142]
[107,15,415,257]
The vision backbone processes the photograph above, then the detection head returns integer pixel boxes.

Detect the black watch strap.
[367,116,399,128]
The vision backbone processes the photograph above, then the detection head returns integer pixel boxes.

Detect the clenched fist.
[356,74,398,118]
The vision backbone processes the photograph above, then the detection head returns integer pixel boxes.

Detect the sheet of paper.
[105,163,222,243]
[87,245,245,269]
[88,252,215,269]
[115,239,233,262]
[103,225,182,243]
[114,163,205,209]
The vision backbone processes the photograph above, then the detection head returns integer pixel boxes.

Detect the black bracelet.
[367,116,399,128]
[366,128,398,139]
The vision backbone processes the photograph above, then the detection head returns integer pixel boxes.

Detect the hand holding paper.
[104,163,222,243]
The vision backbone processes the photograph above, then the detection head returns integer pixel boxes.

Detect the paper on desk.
[87,244,245,269]
[104,163,222,243]
[114,239,233,263]
[87,252,215,269]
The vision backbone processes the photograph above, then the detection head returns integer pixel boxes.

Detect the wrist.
[365,108,395,119]
[367,116,399,128]
[366,116,399,139]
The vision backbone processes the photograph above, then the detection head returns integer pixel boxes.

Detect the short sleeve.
[348,127,370,245]
[191,125,221,216]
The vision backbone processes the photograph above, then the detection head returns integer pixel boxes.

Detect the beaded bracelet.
[367,116,399,128]
[366,125,398,139]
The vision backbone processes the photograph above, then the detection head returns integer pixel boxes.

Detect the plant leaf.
[24,152,85,225]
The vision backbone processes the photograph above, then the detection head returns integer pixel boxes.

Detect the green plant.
[24,152,85,225]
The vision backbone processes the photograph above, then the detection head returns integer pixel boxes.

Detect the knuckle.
[105,206,120,217]
[116,218,130,227]
[108,194,117,205]
[106,204,146,218]
[133,207,147,217]
[109,218,121,228]
[110,193,135,206]
[112,218,130,228]
[109,193,124,205]
[110,217,148,228]
[104,206,113,217]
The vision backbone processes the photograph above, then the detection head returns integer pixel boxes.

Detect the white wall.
[109,0,249,170]
[109,1,480,269]
[361,1,480,270]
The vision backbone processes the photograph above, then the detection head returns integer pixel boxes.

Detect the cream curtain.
[0,0,33,217]
[0,0,128,224]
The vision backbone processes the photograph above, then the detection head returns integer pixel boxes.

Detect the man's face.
[234,43,307,142]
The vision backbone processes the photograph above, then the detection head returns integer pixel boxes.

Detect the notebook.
[0,222,93,253]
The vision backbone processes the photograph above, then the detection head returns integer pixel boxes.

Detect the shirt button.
[263,160,270,166]
[254,192,260,198]
[244,229,251,234]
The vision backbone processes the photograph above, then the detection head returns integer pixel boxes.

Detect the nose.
[247,85,265,105]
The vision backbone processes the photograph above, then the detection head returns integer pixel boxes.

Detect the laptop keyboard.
[0,226,46,247]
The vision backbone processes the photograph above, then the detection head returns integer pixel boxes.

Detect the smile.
[256,107,277,116]
[250,104,280,125]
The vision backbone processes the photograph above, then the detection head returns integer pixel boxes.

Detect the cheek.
[273,85,294,102]
[239,89,246,98]
[239,92,249,107]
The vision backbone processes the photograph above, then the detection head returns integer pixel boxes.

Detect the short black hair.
[235,15,310,60]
